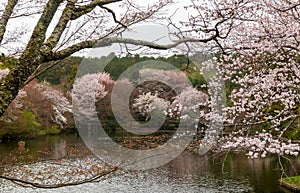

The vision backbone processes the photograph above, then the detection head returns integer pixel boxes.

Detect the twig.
[100,5,127,28]
[278,155,288,178]
[279,117,297,138]
[25,60,63,85]
[221,149,230,174]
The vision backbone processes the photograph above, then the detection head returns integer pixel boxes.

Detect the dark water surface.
[0,134,299,193]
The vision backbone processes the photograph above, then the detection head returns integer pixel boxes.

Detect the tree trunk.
[0,56,42,116]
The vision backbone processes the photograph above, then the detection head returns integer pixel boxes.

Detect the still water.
[0,134,299,193]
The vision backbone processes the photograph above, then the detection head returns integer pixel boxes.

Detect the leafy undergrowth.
[281,176,300,189]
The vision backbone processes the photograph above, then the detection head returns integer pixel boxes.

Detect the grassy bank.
[280,175,300,192]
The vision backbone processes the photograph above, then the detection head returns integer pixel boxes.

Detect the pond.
[0,134,299,193]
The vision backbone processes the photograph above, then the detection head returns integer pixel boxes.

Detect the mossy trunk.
[0,0,63,117]
[0,55,43,116]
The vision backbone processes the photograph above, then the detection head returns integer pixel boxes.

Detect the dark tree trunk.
[0,56,43,116]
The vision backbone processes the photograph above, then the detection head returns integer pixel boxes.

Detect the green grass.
[281,176,300,189]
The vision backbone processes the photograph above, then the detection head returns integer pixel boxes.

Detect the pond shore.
[0,134,299,192]
[279,176,300,193]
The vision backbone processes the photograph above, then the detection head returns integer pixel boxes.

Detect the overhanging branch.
[47,35,218,62]
[71,0,122,20]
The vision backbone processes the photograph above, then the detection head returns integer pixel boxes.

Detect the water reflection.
[53,138,67,159]
[0,134,90,164]
[0,134,299,193]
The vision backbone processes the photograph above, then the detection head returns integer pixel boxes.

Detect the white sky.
[80,0,196,57]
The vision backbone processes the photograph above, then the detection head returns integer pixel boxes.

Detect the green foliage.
[281,176,300,189]
[37,56,82,89]
[47,125,61,135]
[0,110,42,140]
[282,125,300,140]
[0,53,18,69]
[38,125,61,136]
[187,70,207,88]
[289,129,300,140]
[104,54,195,81]
[261,122,272,131]
[77,56,108,77]
[37,129,47,136]
[22,110,41,131]
[36,53,209,92]
[104,54,155,80]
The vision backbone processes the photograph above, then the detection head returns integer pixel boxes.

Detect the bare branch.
[99,5,127,28]
[0,0,18,44]
[271,2,300,12]
[24,60,62,85]
[47,35,218,62]
[0,167,118,189]
[71,0,122,20]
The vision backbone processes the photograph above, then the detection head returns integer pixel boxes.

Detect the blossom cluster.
[132,92,170,121]
[0,68,9,80]
[221,53,300,129]
[34,83,72,126]
[182,0,300,157]
[72,72,113,119]
[133,69,209,123]
[168,86,208,121]
[221,132,300,158]
[138,68,190,89]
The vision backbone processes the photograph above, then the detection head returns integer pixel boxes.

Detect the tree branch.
[24,60,62,85]
[0,0,18,44]
[0,0,64,117]
[47,35,218,62]
[22,0,63,56]
[0,166,118,189]
[71,0,122,20]
[99,5,127,28]
[41,0,77,53]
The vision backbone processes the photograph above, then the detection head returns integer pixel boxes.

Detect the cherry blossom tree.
[33,82,72,127]
[0,0,225,117]
[181,0,300,157]
[133,91,170,121]
[0,78,72,129]
[72,72,113,120]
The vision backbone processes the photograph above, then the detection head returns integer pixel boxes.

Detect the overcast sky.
[81,0,195,57]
